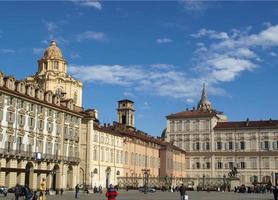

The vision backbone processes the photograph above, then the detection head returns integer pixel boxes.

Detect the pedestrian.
[105,184,118,200]
[60,188,64,195]
[75,184,79,199]
[14,184,21,200]
[179,184,186,200]
[32,191,38,200]
[273,185,278,200]
[39,178,46,200]
[99,185,102,194]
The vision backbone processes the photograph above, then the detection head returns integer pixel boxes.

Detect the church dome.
[42,41,64,60]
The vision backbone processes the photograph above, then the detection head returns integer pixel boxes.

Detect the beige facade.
[0,71,82,190]
[0,40,188,190]
[165,85,278,186]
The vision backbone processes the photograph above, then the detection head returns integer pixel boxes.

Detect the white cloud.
[186,98,194,103]
[191,25,278,86]
[156,38,173,44]
[0,49,15,54]
[123,92,135,97]
[45,21,58,32]
[69,25,278,101]
[69,64,204,99]
[181,0,207,12]
[32,48,44,55]
[72,0,102,10]
[150,64,175,70]
[76,31,107,42]
[191,28,229,40]
[70,52,81,59]
[270,52,277,57]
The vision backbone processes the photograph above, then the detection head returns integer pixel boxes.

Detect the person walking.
[40,178,46,200]
[105,184,118,200]
[14,184,21,200]
[273,185,278,200]
[75,184,79,199]
[179,184,187,200]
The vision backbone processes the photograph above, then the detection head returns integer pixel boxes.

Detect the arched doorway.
[67,165,73,189]
[52,164,59,190]
[105,167,111,188]
[25,162,34,188]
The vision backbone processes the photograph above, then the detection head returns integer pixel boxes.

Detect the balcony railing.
[0,148,80,164]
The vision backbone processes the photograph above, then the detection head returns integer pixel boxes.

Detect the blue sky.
[0,1,278,136]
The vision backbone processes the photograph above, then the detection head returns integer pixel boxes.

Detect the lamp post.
[223,174,226,191]
[142,169,150,194]
[91,172,93,189]
[202,174,205,190]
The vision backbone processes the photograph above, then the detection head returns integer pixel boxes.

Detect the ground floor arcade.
[0,158,79,190]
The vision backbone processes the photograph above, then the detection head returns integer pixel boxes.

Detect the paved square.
[0,190,272,200]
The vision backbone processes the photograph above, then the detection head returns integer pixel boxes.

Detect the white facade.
[165,86,278,186]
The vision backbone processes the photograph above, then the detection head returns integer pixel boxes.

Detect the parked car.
[138,187,156,193]
[0,186,8,196]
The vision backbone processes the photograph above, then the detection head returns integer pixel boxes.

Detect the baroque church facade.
[164,85,278,186]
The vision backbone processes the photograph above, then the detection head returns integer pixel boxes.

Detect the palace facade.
[164,85,278,186]
[0,41,186,190]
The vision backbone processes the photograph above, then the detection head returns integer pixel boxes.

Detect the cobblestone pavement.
[0,191,274,200]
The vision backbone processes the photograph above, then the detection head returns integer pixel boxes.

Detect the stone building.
[164,84,278,186]
[0,71,82,190]
[0,40,187,190]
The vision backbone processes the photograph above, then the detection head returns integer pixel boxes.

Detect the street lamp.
[91,172,93,189]
[202,174,205,190]
[142,169,150,194]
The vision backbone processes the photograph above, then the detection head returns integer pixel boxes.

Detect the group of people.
[13,178,46,200]
[74,184,119,200]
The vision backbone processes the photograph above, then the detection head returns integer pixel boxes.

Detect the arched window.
[73,92,78,104]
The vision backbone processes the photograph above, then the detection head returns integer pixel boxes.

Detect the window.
[251,157,257,169]
[53,61,59,69]
[93,147,98,161]
[125,151,128,164]
[217,162,223,169]
[228,141,233,150]
[47,122,53,133]
[56,124,61,135]
[16,137,23,152]
[240,162,245,169]
[46,142,52,154]
[264,141,270,150]
[18,115,25,126]
[240,141,245,150]
[217,141,222,150]
[38,120,44,131]
[28,117,35,129]
[195,142,200,150]
[177,121,182,131]
[206,162,210,169]
[170,121,175,132]
[37,140,43,153]
[228,162,233,169]
[196,162,200,169]
[205,142,210,150]
[7,112,15,123]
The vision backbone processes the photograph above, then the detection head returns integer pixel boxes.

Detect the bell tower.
[117,99,135,128]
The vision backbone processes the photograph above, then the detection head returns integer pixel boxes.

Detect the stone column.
[5,159,17,187]
[0,159,6,186]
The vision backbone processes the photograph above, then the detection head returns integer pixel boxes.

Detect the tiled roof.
[215,120,278,129]
[166,109,218,119]
[94,122,186,154]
